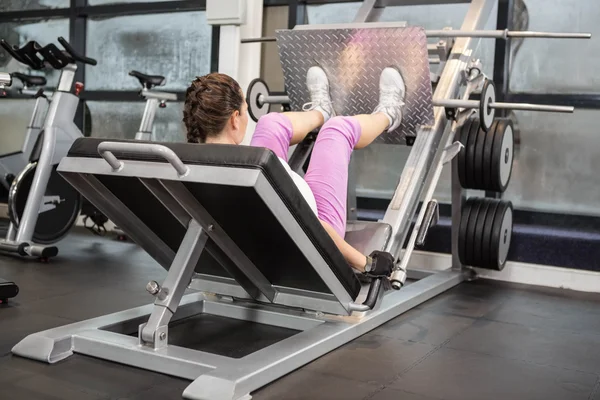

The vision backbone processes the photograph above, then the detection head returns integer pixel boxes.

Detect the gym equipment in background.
[129,70,178,141]
[0,72,19,304]
[0,73,50,200]
[0,37,97,258]
[82,70,177,238]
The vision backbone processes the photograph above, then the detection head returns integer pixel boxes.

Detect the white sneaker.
[373,67,406,131]
[302,66,334,122]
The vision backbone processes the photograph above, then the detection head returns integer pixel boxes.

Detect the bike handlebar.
[1,37,97,70]
[57,37,97,66]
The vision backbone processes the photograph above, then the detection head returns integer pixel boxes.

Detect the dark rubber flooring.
[2,227,600,400]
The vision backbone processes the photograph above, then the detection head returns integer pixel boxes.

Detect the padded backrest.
[66,138,362,299]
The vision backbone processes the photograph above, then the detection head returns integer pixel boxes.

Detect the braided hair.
[183,73,244,143]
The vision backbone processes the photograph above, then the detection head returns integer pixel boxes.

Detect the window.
[0,19,70,88]
[86,101,186,142]
[86,11,212,91]
[503,109,600,215]
[509,0,599,93]
[0,0,68,12]
[0,99,41,156]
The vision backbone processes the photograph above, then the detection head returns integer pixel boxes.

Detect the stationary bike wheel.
[8,162,81,244]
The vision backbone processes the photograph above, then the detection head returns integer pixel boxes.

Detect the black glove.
[363,251,395,278]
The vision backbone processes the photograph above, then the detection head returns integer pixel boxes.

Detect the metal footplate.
[276,25,435,144]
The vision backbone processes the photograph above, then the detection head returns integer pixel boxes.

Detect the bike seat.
[129,70,166,89]
[11,72,47,87]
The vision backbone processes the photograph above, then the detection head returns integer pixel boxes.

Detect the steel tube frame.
[436,98,574,113]
[12,270,465,400]
[242,29,591,44]
[383,0,495,260]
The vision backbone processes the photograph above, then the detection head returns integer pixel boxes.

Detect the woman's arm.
[320,220,367,272]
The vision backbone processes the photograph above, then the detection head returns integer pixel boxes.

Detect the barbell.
[241,29,591,44]
[246,78,574,132]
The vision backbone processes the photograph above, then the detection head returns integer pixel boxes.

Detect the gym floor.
[1,227,600,400]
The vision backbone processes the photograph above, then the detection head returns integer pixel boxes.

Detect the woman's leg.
[250,111,323,159]
[352,112,391,149]
[304,67,406,238]
[304,116,361,238]
[250,65,334,156]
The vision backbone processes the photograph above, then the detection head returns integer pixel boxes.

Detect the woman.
[183,66,405,278]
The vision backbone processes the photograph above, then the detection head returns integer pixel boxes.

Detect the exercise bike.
[83,70,177,237]
[0,71,20,303]
[0,37,97,258]
[0,72,50,199]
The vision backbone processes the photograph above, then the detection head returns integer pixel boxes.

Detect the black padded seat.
[129,70,166,89]
[67,138,362,299]
[11,72,46,87]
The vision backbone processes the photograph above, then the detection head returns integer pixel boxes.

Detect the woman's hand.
[363,251,395,278]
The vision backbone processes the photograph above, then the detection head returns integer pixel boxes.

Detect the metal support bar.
[241,28,591,44]
[426,29,591,39]
[435,99,574,113]
[140,220,208,348]
[258,94,574,114]
[139,178,192,227]
[60,173,176,268]
[353,0,381,23]
[161,180,277,302]
[142,89,178,101]
[136,98,159,140]
[287,0,307,29]
[493,0,514,105]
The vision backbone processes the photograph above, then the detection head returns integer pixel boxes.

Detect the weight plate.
[458,117,474,189]
[472,123,487,190]
[465,198,484,266]
[481,199,501,270]
[246,78,270,123]
[489,201,513,271]
[458,198,474,266]
[482,119,499,192]
[491,118,514,192]
[465,117,480,189]
[9,163,81,244]
[479,79,496,132]
[472,198,493,267]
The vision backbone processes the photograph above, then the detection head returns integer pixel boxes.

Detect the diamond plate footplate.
[276,26,434,145]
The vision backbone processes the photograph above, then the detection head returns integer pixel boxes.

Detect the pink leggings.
[251,113,361,238]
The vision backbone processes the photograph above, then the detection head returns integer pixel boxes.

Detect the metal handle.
[348,277,384,312]
[97,142,190,177]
